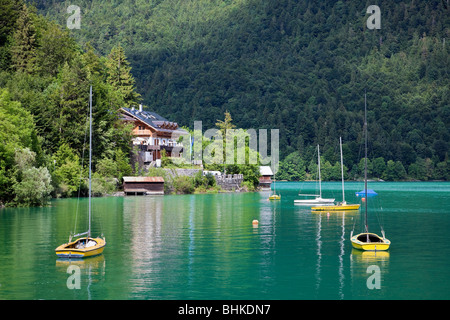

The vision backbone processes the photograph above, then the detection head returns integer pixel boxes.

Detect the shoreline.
[2,180,448,208]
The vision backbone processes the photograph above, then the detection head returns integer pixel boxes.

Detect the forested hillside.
[0,0,139,206]
[32,0,449,180]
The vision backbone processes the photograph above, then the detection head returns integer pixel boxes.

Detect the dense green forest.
[33,0,449,181]
[0,0,139,206]
[1,1,449,207]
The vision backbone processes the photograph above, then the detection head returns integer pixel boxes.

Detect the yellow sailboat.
[313,204,360,211]
[350,92,390,251]
[55,237,106,259]
[55,86,106,259]
[268,169,281,200]
[350,232,390,251]
[312,137,360,212]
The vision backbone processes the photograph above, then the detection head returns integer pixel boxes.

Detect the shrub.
[96,157,118,178]
[91,172,117,196]
[173,175,194,194]
[13,166,53,206]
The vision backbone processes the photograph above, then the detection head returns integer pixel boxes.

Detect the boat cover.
[355,189,378,197]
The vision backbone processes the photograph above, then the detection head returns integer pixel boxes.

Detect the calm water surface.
[0,181,449,300]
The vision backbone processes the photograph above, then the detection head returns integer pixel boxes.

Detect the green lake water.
[0,181,449,300]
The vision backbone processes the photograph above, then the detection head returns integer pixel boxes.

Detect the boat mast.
[364,91,368,233]
[273,172,276,195]
[318,144,322,198]
[340,137,345,204]
[88,85,92,239]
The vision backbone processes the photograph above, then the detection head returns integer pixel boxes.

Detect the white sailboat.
[312,137,360,211]
[294,144,335,205]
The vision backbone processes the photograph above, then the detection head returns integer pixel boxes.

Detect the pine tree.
[10,4,37,73]
[34,17,77,77]
[105,44,141,107]
[215,110,236,136]
[56,54,90,152]
[84,42,104,78]
[0,0,22,45]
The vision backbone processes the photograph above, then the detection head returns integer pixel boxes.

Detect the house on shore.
[259,166,273,189]
[123,176,164,195]
[120,105,189,166]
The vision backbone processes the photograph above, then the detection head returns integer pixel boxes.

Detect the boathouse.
[259,166,273,189]
[123,176,164,195]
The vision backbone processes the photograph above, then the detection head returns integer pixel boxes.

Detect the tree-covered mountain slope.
[31,0,449,178]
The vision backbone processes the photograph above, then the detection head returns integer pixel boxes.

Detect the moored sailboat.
[268,171,281,200]
[268,194,281,200]
[312,137,360,211]
[294,144,334,205]
[350,92,390,251]
[55,86,106,259]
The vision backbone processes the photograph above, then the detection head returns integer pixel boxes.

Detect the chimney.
[139,104,143,112]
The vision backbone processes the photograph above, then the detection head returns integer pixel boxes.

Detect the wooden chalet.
[120,105,189,165]
[123,176,164,195]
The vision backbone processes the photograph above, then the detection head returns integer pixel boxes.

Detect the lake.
[0,181,449,300]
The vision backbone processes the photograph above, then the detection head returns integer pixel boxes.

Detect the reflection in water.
[256,193,278,292]
[311,210,358,299]
[338,213,345,299]
[315,214,322,293]
[120,191,385,299]
[350,247,390,298]
[120,194,383,299]
[2,181,450,299]
[259,196,276,250]
[188,196,195,289]
[122,193,272,298]
[126,196,164,296]
[55,254,106,271]
[55,255,106,300]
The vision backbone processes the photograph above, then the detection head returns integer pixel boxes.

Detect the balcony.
[137,144,183,154]
[160,145,183,154]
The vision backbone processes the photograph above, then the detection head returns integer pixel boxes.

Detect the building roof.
[259,166,273,176]
[121,107,188,135]
[123,176,165,183]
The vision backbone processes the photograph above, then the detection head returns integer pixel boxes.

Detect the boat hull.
[351,233,390,251]
[294,198,335,205]
[268,195,281,200]
[55,237,106,258]
[312,204,360,211]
